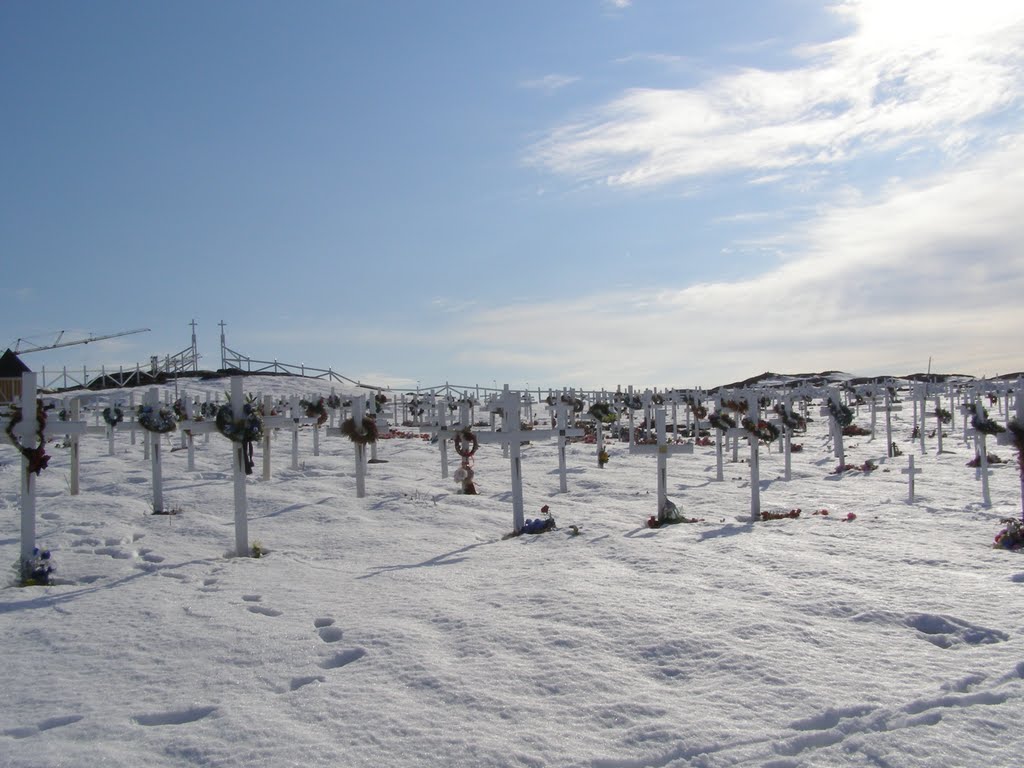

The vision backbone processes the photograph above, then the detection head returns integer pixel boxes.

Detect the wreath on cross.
[341,416,379,445]
[4,400,50,476]
[708,411,736,431]
[137,404,177,433]
[454,429,479,457]
[216,403,263,475]
[827,400,854,428]
[967,403,1005,436]
[302,397,329,426]
[102,406,124,427]
[742,416,780,444]
[215,403,264,443]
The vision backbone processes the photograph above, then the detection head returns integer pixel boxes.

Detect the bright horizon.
[3,1,1023,390]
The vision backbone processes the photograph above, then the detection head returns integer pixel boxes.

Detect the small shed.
[0,349,31,404]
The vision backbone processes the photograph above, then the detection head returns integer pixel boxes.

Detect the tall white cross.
[629,408,694,519]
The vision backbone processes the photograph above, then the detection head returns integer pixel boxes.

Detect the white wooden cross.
[7,373,44,566]
[821,388,848,469]
[4,373,84,567]
[227,377,253,554]
[55,397,102,495]
[474,386,563,534]
[140,388,171,514]
[902,455,923,503]
[326,395,374,498]
[883,387,902,458]
[551,399,585,493]
[178,376,258,555]
[629,407,694,520]
[961,397,996,507]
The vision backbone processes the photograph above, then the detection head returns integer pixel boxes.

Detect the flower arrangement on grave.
[651,393,664,405]
[772,403,806,431]
[646,498,702,528]
[341,415,378,445]
[374,393,388,413]
[722,399,749,413]
[102,406,124,427]
[742,417,780,444]
[17,546,55,586]
[520,505,557,535]
[792,443,803,452]
[842,424,872,437]
[137,404,177,433]
[966,403,1005,436]
[301,397,329,426]
[827,400,854,427]
[4,400,51,476]
[994,518,1024,549]
[708,411,736,431]
[832,460,877,474]
[326,394,342,410]
[890,442,902,457]
[598,450,609,467]
[172,399,188,421]
[934,407,953,425]
[453,459,477,494]
[200,401,219,419]
[967,453,1004,467]
[761,508,801,520]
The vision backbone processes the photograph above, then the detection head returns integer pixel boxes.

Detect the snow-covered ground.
[2,376,1022,768]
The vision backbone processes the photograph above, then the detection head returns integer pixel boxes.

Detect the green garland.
[708,411,736,431]
[827,400,854,427]
[4,401,50,476]
[772,403,806,431]
[967,403,1005,436]
[588,402,616,423]
[742,417,780,443]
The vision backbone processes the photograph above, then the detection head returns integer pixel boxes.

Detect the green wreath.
[341,416,378,445]
[302,397,329,426]
[215,403,264,443]
[4,400,50,475]
[742,417,780,444]
[827,400,854,428]
[102,406,124,427]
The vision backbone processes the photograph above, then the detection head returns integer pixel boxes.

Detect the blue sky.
[3,0,1023,391]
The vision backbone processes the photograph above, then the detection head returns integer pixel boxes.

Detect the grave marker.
[629,408,694,519]
[902,455,923,503]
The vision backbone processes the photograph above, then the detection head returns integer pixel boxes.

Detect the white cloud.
[457,138,1024,387]
[519,74,580,92]
[526,0,1024,189]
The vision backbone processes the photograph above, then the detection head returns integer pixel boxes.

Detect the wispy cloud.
[457,137,1024,387]
[526,1,1024,189]
[519,74,581,93]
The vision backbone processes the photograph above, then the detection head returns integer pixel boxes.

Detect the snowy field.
[2,375,1023,768]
